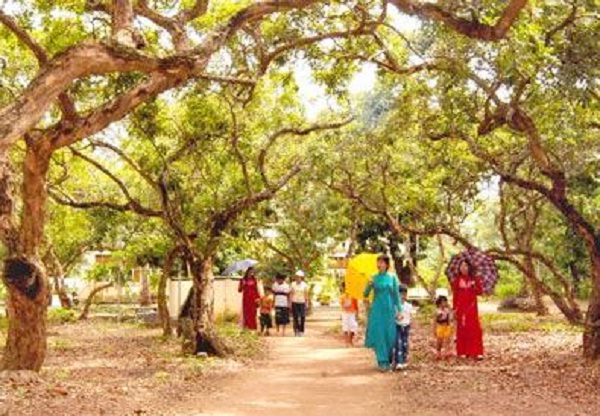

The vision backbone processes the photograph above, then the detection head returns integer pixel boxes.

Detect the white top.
[272,281,291,307]
[290,281,308,304]
[396,302,414,326]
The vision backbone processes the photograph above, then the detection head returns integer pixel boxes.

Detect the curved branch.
[66,147,162,217]
[206,164,302,255]
[79,281,113,320]
[389,0,528,41]
[178,1,210,22]
[0,10,48,64]
[49,72,177,150]
[260,25,376,72]
[258,117,354,188]
[0,10,77,120]
[89,139,158,189]
[1,0,323,150]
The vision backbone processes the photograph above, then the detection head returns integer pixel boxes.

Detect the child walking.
[258,287,274,336]
[340,283,359,346]
[272,274,291,336]
[434,295,454,359]
[394,286,413,370]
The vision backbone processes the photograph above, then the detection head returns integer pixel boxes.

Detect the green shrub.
[217,322,263,359]
[481,312,582,334]
[318,294,332,305]
[413,302,435,325]
[493,263,523,299]
[215,309,240,325]
[494,282,521,299]
[48,307,77,324]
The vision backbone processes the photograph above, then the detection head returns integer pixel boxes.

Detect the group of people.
[237,255,485,373]
[341,254,484,371]
[238,268,309,337]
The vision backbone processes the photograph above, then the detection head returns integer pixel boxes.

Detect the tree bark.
[584,253,600,359]
[139,272,151,306]
[346,205,359,258]
[189,256,231,357]
[523,257,548,316]
[79,282,113,320]
[44,247,72,309]
[0,143,53,371]
[159,246,182,337]
[21,141,52,255]
[52,276,72,309]
[2,257,49,371]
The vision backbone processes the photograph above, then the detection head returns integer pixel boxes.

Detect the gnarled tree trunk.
[583,253,600,359]
[1,142,52,371]
[159,246,182,337]
[2,257,49,371]
[44,247,72,309]
[79,282,113,320]
[139,272,151,306]
[523,257,548,316]
[178,255,231,357]
[190,256,231,357]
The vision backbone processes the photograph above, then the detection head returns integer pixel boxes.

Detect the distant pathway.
[195,308,396,416]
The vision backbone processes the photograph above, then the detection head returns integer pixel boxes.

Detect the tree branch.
[0,10,48,64]
[206,164,302,255]
[260,24,377,72]
[0,10,77,120]
[49,188,158,217]
[49,72,177,150]
[89,139,158,189]
[258,117,354,188]
[66,147,162,217]
[226,100,252,194]
[389,0,528,41]
[264,240,296,267]
[178,0,210,23]
[1,0,324,150]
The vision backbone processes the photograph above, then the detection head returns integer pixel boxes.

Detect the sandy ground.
[191,309,395,416]
[2,306,600,415]
[178,309,600,416]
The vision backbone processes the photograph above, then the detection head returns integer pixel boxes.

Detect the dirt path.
[195,308,395,416]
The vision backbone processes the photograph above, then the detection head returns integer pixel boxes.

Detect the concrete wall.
[213,278,244,315]
[55,276,245,318]
[167,278,244,318]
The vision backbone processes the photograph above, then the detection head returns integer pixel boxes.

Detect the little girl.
[433,295,454,359]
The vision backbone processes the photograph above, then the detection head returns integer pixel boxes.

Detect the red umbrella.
[445,248,499,295]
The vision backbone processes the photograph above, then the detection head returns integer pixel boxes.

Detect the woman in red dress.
[451,260,484,359]
[238,267,260,330]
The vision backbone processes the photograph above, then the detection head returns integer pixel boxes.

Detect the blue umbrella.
[222,259,258,276]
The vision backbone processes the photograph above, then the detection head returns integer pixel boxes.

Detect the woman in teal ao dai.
[364,255,402,371]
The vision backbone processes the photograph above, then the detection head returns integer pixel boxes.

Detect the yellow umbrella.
[345,253,379,300]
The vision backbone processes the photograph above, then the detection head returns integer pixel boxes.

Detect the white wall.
[167,278,244,318]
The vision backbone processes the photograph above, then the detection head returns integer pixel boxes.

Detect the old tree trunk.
[179,256,231,357]
[1,142,52,370]
[583,244,600,360]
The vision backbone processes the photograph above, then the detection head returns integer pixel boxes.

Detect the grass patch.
[54,368,71,381]
[215,309,240,325]
[48,308,77,324]
[217,323,263,359]
[481,313,582,334]
[48,338,77,352]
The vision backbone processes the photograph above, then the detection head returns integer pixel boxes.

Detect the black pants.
[292,302,306,334]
